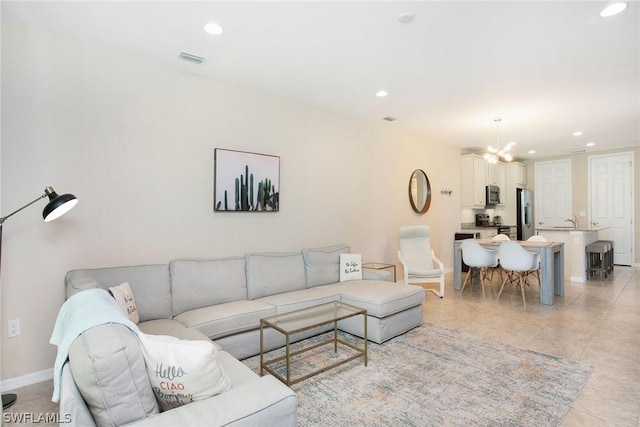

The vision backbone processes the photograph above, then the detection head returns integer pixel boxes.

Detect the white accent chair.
[398,225,445,298]
[496,241,540,307]
[460,239,499,299]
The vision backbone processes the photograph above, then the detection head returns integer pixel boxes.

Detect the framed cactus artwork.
[214,149,280,212]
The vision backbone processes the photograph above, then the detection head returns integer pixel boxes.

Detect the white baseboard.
[0,368,53,392]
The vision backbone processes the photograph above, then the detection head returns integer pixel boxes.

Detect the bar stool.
[586,241,609,280]
[597,239,615,275]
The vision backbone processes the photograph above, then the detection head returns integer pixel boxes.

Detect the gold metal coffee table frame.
[260,301,367,385]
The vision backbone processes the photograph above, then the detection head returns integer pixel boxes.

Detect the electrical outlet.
[8,319,20,337]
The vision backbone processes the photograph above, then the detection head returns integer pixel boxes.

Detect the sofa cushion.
[69,323,159,427]
[138,319,217,344]
[173,300,277,340]
[338,280,425,317]
[170,258,247,316]
[109,282,140,324]
[138,332,231,412]
[216,350,260,388]
[256,286,342,314]
[67,265,172,322]
[301,244,350,287]
[245,252,306,299]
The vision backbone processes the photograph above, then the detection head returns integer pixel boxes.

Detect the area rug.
[242,324,593,426]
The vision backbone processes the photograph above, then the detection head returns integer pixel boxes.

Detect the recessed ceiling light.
[204,22,223,35]
[600,3,628,17]
[528,150,536,154]
[572,131,583,137]
[376,90,388,97]
[398,13,415,24]
[586,142,596,147]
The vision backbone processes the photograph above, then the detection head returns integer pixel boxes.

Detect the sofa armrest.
[126,375,297,427]
[59,362,96,426]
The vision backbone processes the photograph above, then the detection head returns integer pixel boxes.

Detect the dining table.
[453,238,565,305]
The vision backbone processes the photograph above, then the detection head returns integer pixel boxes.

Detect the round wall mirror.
[409,169,431,214]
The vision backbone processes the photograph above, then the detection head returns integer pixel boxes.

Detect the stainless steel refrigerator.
[516,188,534,240]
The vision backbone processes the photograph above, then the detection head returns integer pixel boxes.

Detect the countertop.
[535,226,609,232]
[461,223,516,229]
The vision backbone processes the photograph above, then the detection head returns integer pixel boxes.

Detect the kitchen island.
[535,227,608,282]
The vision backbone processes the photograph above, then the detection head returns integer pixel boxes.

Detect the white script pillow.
[109,282,140,324]
[137,332,231,411]
[340,253,363,282]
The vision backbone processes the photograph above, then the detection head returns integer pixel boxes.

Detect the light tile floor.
[422,265,640,427]
[2,266,639,426]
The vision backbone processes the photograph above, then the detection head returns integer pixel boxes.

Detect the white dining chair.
[460,239,498,299]
[398,225,445,298]
[526,236,546,282]
[496,241,540,307]
[491,233,511,281]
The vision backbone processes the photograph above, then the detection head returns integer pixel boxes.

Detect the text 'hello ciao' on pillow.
[137,332,231,411]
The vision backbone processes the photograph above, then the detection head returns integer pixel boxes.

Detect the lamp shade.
[42,187,78,222]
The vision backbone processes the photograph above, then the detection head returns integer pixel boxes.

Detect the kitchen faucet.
[565,215,579,229]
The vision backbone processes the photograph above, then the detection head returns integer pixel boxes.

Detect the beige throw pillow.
[137,332,231,411]
[109,282,140,324]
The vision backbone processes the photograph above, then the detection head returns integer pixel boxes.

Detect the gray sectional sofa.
[59,244,425,426]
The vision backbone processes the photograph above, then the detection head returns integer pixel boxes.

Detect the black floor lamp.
[0,187,78,410]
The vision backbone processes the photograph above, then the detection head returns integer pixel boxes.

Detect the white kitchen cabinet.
[488,162,506,208]
[515,162,527,187]
[481,228,498,239]
[506,162,527,188]
[461,154,509,208]
[501,162,528,225]
[461,154,488,208]
[458,228,498,239]
[505,162,527,189]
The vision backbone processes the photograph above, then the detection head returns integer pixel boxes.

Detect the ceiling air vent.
[179,52,205,64]
[383,117,397,122]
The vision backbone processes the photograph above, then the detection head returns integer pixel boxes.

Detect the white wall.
[0,19,461,381]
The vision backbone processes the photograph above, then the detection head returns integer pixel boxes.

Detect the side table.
[362,262,396,282]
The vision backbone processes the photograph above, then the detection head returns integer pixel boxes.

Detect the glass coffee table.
[260,301,367,385]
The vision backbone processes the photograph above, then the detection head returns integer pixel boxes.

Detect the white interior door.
[535,159,572,228]
[589,153,634,266]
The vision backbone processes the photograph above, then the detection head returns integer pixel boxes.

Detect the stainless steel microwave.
[486,185,500,206]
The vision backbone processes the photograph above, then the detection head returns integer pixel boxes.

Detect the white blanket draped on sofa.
[50,288,139,402]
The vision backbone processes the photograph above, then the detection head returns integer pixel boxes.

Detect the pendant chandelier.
[484,117,513,164]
